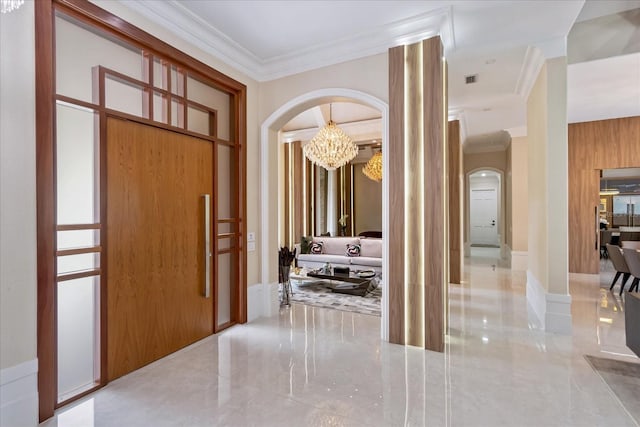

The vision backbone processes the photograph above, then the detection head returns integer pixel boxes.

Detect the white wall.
[526,57,571,334]
[510,137,529,253]
[0,2,39,425]
[507,136,529,270]
[527,64,549,290]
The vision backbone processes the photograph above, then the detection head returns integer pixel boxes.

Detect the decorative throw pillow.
[310,242,324,254]
[346,243,361,257]
[300,236,313,254]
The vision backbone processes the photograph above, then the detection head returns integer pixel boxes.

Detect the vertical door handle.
[203,194,211,298]
[595,206,599,251]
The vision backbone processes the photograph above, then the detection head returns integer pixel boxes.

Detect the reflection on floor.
[40,250,639,426]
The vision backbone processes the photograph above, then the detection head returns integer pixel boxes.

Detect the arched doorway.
[465,168,505,259]
[259,88,390,340]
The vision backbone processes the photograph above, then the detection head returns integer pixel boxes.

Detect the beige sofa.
[296,236,382,273]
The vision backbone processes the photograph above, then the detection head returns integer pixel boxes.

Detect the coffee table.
[306,271,375,296]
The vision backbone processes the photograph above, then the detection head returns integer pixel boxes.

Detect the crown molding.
[119,0,263,80]
[515,45,545,100]
[117,1,455,82]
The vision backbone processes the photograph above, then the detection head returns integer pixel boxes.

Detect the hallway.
[41,256,637,426]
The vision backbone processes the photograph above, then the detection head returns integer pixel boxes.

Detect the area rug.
[287,279,382,317]
[584,355,640,422]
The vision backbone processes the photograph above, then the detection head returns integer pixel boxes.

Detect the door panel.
[470,188,498,245]
[106,117,213,381]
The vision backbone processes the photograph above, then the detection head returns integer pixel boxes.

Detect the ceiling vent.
[465,74,478,84]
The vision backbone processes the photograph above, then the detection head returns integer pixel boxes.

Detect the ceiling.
[120,0,640,150]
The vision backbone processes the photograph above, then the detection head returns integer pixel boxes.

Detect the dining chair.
[622,248,640,293]
[606,244,631,294]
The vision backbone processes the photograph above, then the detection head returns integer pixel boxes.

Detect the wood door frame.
[36,0,247,421]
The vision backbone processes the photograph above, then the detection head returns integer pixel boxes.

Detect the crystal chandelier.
[303,104,358,170]
[362,151,382,182]
[1,0,24,14]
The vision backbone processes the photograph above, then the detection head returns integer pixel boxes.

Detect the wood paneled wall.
[388,45,405,344]
[568,116,640,273]
[423,37,447,352]
[388,37,447,352]
[448,120,462,284]
[283,141,305,247]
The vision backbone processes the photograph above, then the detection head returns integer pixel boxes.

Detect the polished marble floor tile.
[41,250,639,426]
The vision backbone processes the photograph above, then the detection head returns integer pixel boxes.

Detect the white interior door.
[470,188,499,246]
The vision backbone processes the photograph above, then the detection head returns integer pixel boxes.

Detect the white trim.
[118,1,454,81]
[526,270,572,334]
[260,88,389,341]
[262,282,279,319]
[515,45,545,100]
[465,167,505,250]
[1,359,38,427]
[545,292,572,335]
[247,283,263,321]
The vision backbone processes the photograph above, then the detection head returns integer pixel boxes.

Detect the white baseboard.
[263,282,279,318]
[545,292,572,334]
[1,359,38,427]
[526,270,572,334]
[247,283,263,322]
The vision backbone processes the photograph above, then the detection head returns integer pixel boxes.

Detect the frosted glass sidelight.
[187,76,231,140]
[55,14,143,103]
[56,103,97,225]
[187,106,210,136]
[57,277,98,400]
[217,237,234,251]
[153,92,166,123]
[153,59,166,90]
[217,252,233,326]
[217,222,235,234]
[57,253,99,275]
[105,76,144,117]
[171,99,183,127]
[170,66,183,96]
[57,230,98,250]
[217,145,236,219]
[105,75,144,117]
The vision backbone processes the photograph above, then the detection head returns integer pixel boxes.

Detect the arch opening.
[259,88,390,340]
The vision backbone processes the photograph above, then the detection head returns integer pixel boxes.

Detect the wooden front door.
[106,117,214,380]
